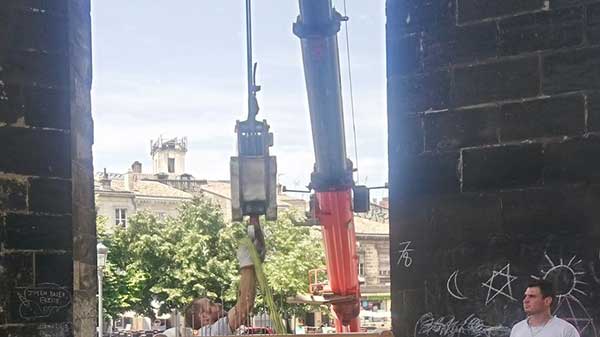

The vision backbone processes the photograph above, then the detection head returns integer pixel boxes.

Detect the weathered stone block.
[498,7,584,55]
[500,94,585,141]
[0,84,24,125]
[393,152,460,196]
[424,106,500,151]
[422,21,497,68]
[36,254,73,286]
[551,0,600,9]
[10,9,68,53]
[500,186,596,242]
[588,2,600,44]
[0,50,68,89]
[24,86,70,129]
[388,71,450,114]
[386,0,455,33]
[457,0,546,24]
[4,214,72,250]
[0,127,70,178]
[71,163,93,211]
[11,1,69,14]
[1,323,74,336]
[73,261,96,292]
[544,136,600,183]
[29,178,71,214]
[71,206,95,237]
[461,143,544,191]
[588,92,600,131]
[453,56,540,108]
[429,194,503,250]
[0,253,34,324]
[72,235,96,271]
[0,178,27,211]
[388,114,424,157]
[387,34,421,77]
[542,46,600,94]
[0,253,34,286]
[0,85,69,129]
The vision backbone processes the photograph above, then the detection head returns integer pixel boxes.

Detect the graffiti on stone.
[414,312,510,337]
[15,283,71,320]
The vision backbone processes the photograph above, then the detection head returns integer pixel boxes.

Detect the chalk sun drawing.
[396,241,414,267]
[532,253,597,337]
[447,270,468,300]
[481,264,517,305]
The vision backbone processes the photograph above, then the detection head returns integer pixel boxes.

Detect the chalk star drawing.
[533,253,597,337]
[447,270,468,300]
[396,241,414,267]
[481,264,517,305]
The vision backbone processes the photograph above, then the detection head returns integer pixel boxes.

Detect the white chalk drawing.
[591,250,600,285]
[531,253,587,298]
[447,270,468,300]
[414,312,510,337]
[396,241,414,267]
[533,253,597,337]
[37,323,72,337]
[0,80,7,101]
[481,264,517,305]
[16,283,71,320]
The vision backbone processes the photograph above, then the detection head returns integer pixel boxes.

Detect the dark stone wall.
[0,1,96,337]
[387,1,600,337]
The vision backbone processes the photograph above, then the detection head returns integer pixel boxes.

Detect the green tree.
[260,210,326,317]
[97,199,326,320]
[98,198,244,319]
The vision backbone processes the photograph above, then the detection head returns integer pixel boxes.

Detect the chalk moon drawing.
[447,270,468,300]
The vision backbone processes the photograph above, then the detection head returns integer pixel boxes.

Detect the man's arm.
[227,266,256,331]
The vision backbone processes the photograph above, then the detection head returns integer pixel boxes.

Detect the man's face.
[523,287,551,315]
[196,299,220,327]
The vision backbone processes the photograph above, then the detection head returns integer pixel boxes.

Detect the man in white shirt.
[510,279,580,337]
[159,224,264,337]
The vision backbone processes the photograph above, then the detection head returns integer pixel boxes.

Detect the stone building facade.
[94,169,194,229]
[355,216,391,312]
[387,1,600,337]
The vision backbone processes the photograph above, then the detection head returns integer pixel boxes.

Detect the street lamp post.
[97,242,108,337]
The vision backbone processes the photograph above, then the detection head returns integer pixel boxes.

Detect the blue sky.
[91,1,388,199]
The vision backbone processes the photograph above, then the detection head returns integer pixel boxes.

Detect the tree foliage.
[98,198,325,319]
[259,211,326,316]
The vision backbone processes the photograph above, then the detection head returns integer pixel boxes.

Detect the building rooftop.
[95,175,194,199]
[200,180,308,210]
[353,216,389,235]
[94,172,388,235]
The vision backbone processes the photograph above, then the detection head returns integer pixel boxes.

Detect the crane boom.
[294,1,361,332]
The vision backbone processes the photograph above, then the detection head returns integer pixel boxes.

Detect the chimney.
[100,168,111,189]
[131,161,142,173]
[124,170,138,191]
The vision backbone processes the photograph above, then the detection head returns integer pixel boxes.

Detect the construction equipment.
[231,0,277,224]
[293,0,370,332]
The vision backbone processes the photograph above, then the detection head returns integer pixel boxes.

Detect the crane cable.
[341,0,360,184]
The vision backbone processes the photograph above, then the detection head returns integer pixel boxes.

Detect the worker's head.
[523,279,555,316]
[185,298,222,329]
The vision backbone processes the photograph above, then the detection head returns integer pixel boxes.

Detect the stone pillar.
[387,1,600,337]
[0,1,95,337]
